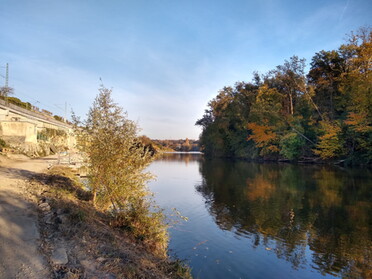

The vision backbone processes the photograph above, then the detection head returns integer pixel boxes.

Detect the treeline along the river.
[196,27,371,165]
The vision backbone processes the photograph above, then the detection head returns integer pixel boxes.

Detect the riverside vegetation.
[24,164,191,278]
[196,28,371,165]
[65,86,191,278]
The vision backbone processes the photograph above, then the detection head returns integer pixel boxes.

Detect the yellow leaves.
[345,112,372,133]
[313,121,344,159]
[256,85,282,105]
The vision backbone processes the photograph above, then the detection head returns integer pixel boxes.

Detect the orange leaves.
[247,123,280,154]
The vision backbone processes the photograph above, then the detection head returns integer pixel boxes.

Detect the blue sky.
[0,0,371,139]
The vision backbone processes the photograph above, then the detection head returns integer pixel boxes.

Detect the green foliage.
[111,201,168,255]
[0,95,32,110]
[0,137,7,148]
[53,115,64,122]
[73,85,169,255]
[37,128,67,141]
[196,82,258,158]
[196,27,372,165]
[280,132,305,160]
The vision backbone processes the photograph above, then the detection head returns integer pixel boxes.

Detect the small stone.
[39,202,51,211]
[80,259,96,272]
[51,248,68,265]
[39,202,49,208]
[96,257,106,263]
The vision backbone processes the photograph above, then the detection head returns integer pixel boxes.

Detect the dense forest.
[196,28,371,165]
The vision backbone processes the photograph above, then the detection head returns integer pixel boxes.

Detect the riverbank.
[201,153,372,168]
[0,153,191,279]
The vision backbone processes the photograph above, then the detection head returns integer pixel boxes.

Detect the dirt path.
[0,155,57,279]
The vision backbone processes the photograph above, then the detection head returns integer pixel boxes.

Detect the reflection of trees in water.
[196,160,372,278]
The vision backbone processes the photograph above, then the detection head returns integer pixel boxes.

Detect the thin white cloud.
[340,0,350,22]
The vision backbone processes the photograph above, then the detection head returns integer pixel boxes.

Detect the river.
[148,153,372,279]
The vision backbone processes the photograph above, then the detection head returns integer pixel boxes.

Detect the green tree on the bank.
[73,86,168,255]
[196,27,372,165]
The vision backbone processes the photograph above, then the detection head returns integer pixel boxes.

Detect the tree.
[196,82,258,157]
[266,56,306,116]
[313,121,345,159]
[247,85,284,157]
[0,86,13,99]
[196,27,371,164]
[340,28,372,162]
[307,50,346,120]
[73,86,168,255]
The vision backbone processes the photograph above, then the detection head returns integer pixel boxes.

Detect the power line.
[0,63,71,119]
[13,90,65,115]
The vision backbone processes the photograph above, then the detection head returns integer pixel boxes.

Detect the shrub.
[73,86,168,256]
[0,138,7,148]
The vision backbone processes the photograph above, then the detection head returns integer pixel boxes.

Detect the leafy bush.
[73,86,169,256]
[0,138,7,148]
[111,200,169,256]
[280,132,305,160]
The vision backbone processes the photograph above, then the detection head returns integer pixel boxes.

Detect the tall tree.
[341,28,372,162]
[266,56,306,116]
[308,50,346,120]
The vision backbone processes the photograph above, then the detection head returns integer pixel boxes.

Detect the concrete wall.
[0,99,75,149]
[0,121,37,143]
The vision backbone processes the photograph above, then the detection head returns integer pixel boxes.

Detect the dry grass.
[28,166,192,279]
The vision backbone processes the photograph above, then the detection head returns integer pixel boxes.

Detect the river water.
[148,153,371,279]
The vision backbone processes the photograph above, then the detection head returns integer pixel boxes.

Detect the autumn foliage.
[247,123,279,155]
[196,27,372,165]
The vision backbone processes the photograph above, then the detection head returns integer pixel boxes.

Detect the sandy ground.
[0,154,57,279]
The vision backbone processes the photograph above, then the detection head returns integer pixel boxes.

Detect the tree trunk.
[289,93,294,115]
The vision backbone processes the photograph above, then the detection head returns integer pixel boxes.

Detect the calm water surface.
[148,153,372,279]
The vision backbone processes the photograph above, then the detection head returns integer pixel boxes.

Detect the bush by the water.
[73,86,169,256]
